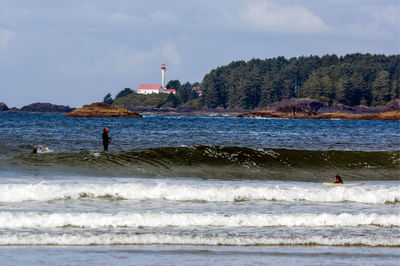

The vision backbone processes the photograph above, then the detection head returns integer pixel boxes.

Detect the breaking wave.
[0,182,399,204]
[0,233,399,247]
[4,146,400,181]
[0,211,399,229]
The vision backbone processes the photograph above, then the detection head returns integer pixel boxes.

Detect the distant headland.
[1,53,399,120]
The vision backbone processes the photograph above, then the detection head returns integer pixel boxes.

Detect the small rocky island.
[65,102,142,117]
[0,102,74,113]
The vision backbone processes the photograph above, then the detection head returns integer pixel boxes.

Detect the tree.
[188,90,199,101]
[115,88,133,99]
[166,80,181,91]
[199,54,399,109]
[166,93,178,108]
[372,70,391,106]
[103,93,114,104]
[390,75,400,100]
[336,77,354,106]
[177,82,192,103]
[243,69,262,109]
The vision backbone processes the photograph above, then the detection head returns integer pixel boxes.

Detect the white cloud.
[333,4,400,39]
[0,29,12,48]
[108,42,181,76]
[161,42,181,66]
[57,40,182,82]
[238,0,329,34]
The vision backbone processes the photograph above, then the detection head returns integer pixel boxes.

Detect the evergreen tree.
[166,80,181,91]
[103,93,114,104]
[166,92,178,108]
[188,90,199,101]
[372,70,391,106]
[177,82,192,103]
[243,69,262,109]
[115,88,133,99]
[390,75,400,100]
[197,54,399,109]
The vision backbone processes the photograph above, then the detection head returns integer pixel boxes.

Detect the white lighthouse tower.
[161,64,166,88]
[137,64,175,94]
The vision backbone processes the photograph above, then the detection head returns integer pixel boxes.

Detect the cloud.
[238,0,329,34]
[366,5,399,28]
[56,40,182,82]
[333,4,400,39]
[0,29,12,48]
[161,42,181,66]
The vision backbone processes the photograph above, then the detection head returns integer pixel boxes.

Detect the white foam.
[0,182,398,204]
[0,233,398,247]
[0,212,398,229]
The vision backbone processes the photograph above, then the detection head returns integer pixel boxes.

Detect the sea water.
[0,114,399,265]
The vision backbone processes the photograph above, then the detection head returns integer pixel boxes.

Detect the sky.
[0,0,399,108]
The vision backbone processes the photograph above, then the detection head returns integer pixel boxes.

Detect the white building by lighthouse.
[137,64,176,94]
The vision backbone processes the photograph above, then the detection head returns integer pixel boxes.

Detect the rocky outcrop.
[19,102,74,113]
[238,110,400,120]
[386,99,400,111]
[65,102,142,117]
[266,98,399,115]
[0,102,9,111]
[269,98,324,115]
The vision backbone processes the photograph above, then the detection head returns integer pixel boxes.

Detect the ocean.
[0,113,399,265]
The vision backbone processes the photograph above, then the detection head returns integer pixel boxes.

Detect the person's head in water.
[334,175,343,184]
[104,127,109,133]
[33,145,39,153]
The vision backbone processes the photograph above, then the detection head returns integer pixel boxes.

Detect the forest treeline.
[200,53,399,108]
[110,53,399,109]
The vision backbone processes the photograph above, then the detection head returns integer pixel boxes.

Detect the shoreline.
[237,110,400,121]
[2,108,400,120]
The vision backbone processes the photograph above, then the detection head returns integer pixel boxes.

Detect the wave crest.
[6,146,400,180]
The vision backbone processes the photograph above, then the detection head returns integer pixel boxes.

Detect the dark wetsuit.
[102,132,111,150]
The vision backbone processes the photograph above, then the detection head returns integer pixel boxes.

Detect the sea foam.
[0,232,398,247]
[0,211,399,229]
[0,182,398,204]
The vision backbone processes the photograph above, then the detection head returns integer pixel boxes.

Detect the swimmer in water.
[32,145,39,153]
[32,145,51,153]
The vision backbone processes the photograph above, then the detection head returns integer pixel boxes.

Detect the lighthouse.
[161,64,166,88]
[137,64,176,94]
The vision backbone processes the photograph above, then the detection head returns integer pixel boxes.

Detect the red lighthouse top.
[161,64,166,70]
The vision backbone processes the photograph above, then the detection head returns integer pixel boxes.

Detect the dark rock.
[6,107,19,113]
[270,98,326,115]
[386,98,400,111]
[266,98,388,114]
[20,102,74,113]
[0,102,9,111]
[238,110,400,120]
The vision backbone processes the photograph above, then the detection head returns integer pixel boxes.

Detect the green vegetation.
[103,93,114,104]
[113,80,201,108]
[201,54,399,108]
[115,88,133,99]
[113,93,168,107]
[113,53,399,109]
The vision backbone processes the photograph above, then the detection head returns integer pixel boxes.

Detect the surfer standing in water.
[102,127,113,151]
[334,175,343,184]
